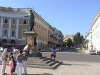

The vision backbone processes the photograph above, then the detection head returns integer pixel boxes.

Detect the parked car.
[7,47,15,52]
[90,50,100,55]
[90,50,97,55]
[56,47,62,51]
[76,47,81,50]
[41,49,47,52]
[0,47,4,52]
[41,49,52,52]
[97,51,100,55]
[56,47,60,51]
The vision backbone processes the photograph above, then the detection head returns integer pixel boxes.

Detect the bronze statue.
[25,9,34,31]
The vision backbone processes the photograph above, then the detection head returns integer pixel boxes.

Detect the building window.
[23,19,27,24]
[11,30,16,37]
[12,18,16,24]
[3,29,8,36]
[4,18,9,23]
[22,29,27,37]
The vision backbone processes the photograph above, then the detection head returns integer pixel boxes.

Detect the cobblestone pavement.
[0,61,100,75]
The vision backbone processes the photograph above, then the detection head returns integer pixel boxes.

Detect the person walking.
[9,56,14,75]
[22,52,28,75]
[0,48,8,75]
[16,50,23,75]
[51,47,56,61]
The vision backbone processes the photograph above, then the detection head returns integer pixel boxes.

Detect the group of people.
[0,44,31,75]
[0,44,56,75]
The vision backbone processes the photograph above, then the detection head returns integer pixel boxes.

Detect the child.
[9,56,14,75]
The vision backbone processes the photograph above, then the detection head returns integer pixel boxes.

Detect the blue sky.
[0,0,100,36]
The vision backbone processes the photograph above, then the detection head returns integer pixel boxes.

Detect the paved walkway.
[0,61,100,75]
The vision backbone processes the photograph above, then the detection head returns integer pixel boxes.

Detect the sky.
[0,0,100,37]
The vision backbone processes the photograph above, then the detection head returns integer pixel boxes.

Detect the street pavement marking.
[42,52,86,54]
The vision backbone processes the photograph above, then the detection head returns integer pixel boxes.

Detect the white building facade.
[91,11,100,52]
[85,29,92,51]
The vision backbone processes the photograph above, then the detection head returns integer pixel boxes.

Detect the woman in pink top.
[9,56,14,75]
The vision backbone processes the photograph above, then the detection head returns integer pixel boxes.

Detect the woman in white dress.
[0,48,8,75]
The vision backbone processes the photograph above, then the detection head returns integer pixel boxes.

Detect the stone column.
[8,18,11,38]
[16,18,19,39]
[0,17,3,38]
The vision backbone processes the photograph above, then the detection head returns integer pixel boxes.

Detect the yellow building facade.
[0,7,63,49]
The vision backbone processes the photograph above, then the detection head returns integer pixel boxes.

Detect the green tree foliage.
[73,32,84,47]
[67,38,73,48]
[63,41,67,47]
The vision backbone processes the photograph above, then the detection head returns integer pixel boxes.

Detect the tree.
[73,32,84,47]
[67,38,73,48]
[63,41,67,47]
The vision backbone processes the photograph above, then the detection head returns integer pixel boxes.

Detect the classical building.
[0,7,63,49]
[86,10,100,53]
[0,7,29,48]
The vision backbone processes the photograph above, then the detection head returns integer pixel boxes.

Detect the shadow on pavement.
[26,65,52,69]
[62,63,72,66]
[62,63,91,66]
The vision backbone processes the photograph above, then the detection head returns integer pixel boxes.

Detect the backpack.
[23,53,28,61]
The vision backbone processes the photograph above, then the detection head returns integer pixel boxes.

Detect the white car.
[0,47,4,52]
[90,50,96,55]
[76,47,81,50]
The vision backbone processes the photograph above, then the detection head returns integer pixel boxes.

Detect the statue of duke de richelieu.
[24,9,35,31]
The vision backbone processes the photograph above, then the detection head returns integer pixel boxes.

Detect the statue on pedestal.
[25,9,34,31]
[24,9,42,57]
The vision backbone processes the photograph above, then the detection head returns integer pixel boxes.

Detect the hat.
[13,49,17,52]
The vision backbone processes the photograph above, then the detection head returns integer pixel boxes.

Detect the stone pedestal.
[24,31,42,57]
[24,31,37,52]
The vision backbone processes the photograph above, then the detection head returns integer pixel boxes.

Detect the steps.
[27,57,63,69]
